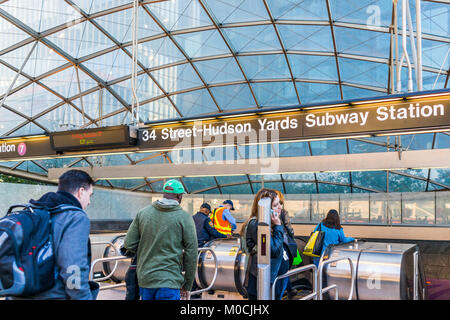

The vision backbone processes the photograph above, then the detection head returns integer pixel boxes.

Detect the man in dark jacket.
[14,169,97,300]
[192,203,230,248]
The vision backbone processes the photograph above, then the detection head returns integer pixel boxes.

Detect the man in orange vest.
[210,200,237,236]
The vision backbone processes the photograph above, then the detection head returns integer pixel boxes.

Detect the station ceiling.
[0,0,448,194]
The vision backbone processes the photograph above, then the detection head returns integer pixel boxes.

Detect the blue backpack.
[0,203,80,297]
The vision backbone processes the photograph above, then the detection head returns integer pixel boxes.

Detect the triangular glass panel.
[34,104,82,132]
[278,141,310,157]
[71,88,125,123]
[251,81,299,107]
[0,109,28,136]
[318,183,350,194]
[146,0,212,31]
[82,48,138,82]
[140,97,181,122]
[111,73,162,104]
[47,21,115,59]
[173,29,229,59]
[283,173,316,181]
[94,6,162,44]
[223,25,281,53]
[1,41,69,77]
[334,26,390,59]
[72,0,131,14]
[342,85,385,100]
[7,122,46,137]
[429,168,450,187]
[389,172,427,192]
[98,110,131,127]
[138,37,186,69]
[434,132,450,149]
[284,182,317,194]
[0,65,29,97]
[0,0,82,32]
[395,133,434,150]
[329,0,392,27]
[171,89,218,117]
[209,84,256,111]
[316,172,350,184]
[348,137,387,154]
[339,58,388,88]
[267,0,329,21]
[5,83,62,118]
[278,24,333,52]
[352,171,387,192]
[297,82,340,104]
[0,16,29,52]
[215,175,248,185]
[204,0,269,24]
[194,57,244,84]
[238,54,290,79]
[40,66,98,99]
[151,63,203,93]
[310,139,347,156]
[288,54,338,81]
[221,184,253,194]
[423,70,446,91]
[422,38,449,71]
[420,1,449,38]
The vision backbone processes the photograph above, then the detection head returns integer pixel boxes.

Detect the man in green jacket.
[124,179,198,300]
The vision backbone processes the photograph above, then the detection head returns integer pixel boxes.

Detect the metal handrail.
[321,284,339,300]
[90,241,122,282]
[318,257,355,300]
[189,247,219,299]
[89,255,131,285]
[271,264,318,300]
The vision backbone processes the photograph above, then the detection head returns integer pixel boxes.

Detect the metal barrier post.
[189,247,219,299]
[413,250,419,300]
[271,264,318,300]
[257,198,272,300]
[318,257,355,300]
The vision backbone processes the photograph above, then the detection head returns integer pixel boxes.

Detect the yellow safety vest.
[209,207,232,235]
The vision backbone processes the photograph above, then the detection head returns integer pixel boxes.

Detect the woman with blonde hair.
[241,188,287,300]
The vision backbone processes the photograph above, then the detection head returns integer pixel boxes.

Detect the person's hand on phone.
[271,210,281,225]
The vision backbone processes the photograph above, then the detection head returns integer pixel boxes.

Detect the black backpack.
[0,203,80,297]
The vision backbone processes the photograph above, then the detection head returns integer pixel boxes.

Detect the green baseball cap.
[162,179,186,194]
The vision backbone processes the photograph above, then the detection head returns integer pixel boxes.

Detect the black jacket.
[192,211,227,247]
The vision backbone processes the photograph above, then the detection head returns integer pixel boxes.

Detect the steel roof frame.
[0,0,448,194]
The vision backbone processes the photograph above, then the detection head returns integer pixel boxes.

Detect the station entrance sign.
[138,92,450,152]
[0,90,448,162]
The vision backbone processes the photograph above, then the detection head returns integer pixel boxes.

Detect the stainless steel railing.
[318,257,356,300]
[189,247,219,299]
[271,264,318,300]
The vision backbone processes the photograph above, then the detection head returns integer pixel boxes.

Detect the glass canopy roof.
[0,0,448,194]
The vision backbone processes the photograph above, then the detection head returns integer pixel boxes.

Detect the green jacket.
[124,198,198,291]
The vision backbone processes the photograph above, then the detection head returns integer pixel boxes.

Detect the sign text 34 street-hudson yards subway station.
[138,98,449,151]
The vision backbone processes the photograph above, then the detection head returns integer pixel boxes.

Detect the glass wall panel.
[436,192,450,226]
[284,194,311,223]
[311,194,339,222]
[402,192,435,225]
[340,193,369,223]
[388,193,402,224]
[369,193,388,224]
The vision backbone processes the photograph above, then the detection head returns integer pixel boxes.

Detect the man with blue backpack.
[0,169,98,300]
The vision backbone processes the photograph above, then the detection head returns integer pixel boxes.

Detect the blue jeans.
[139,288,181,300]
